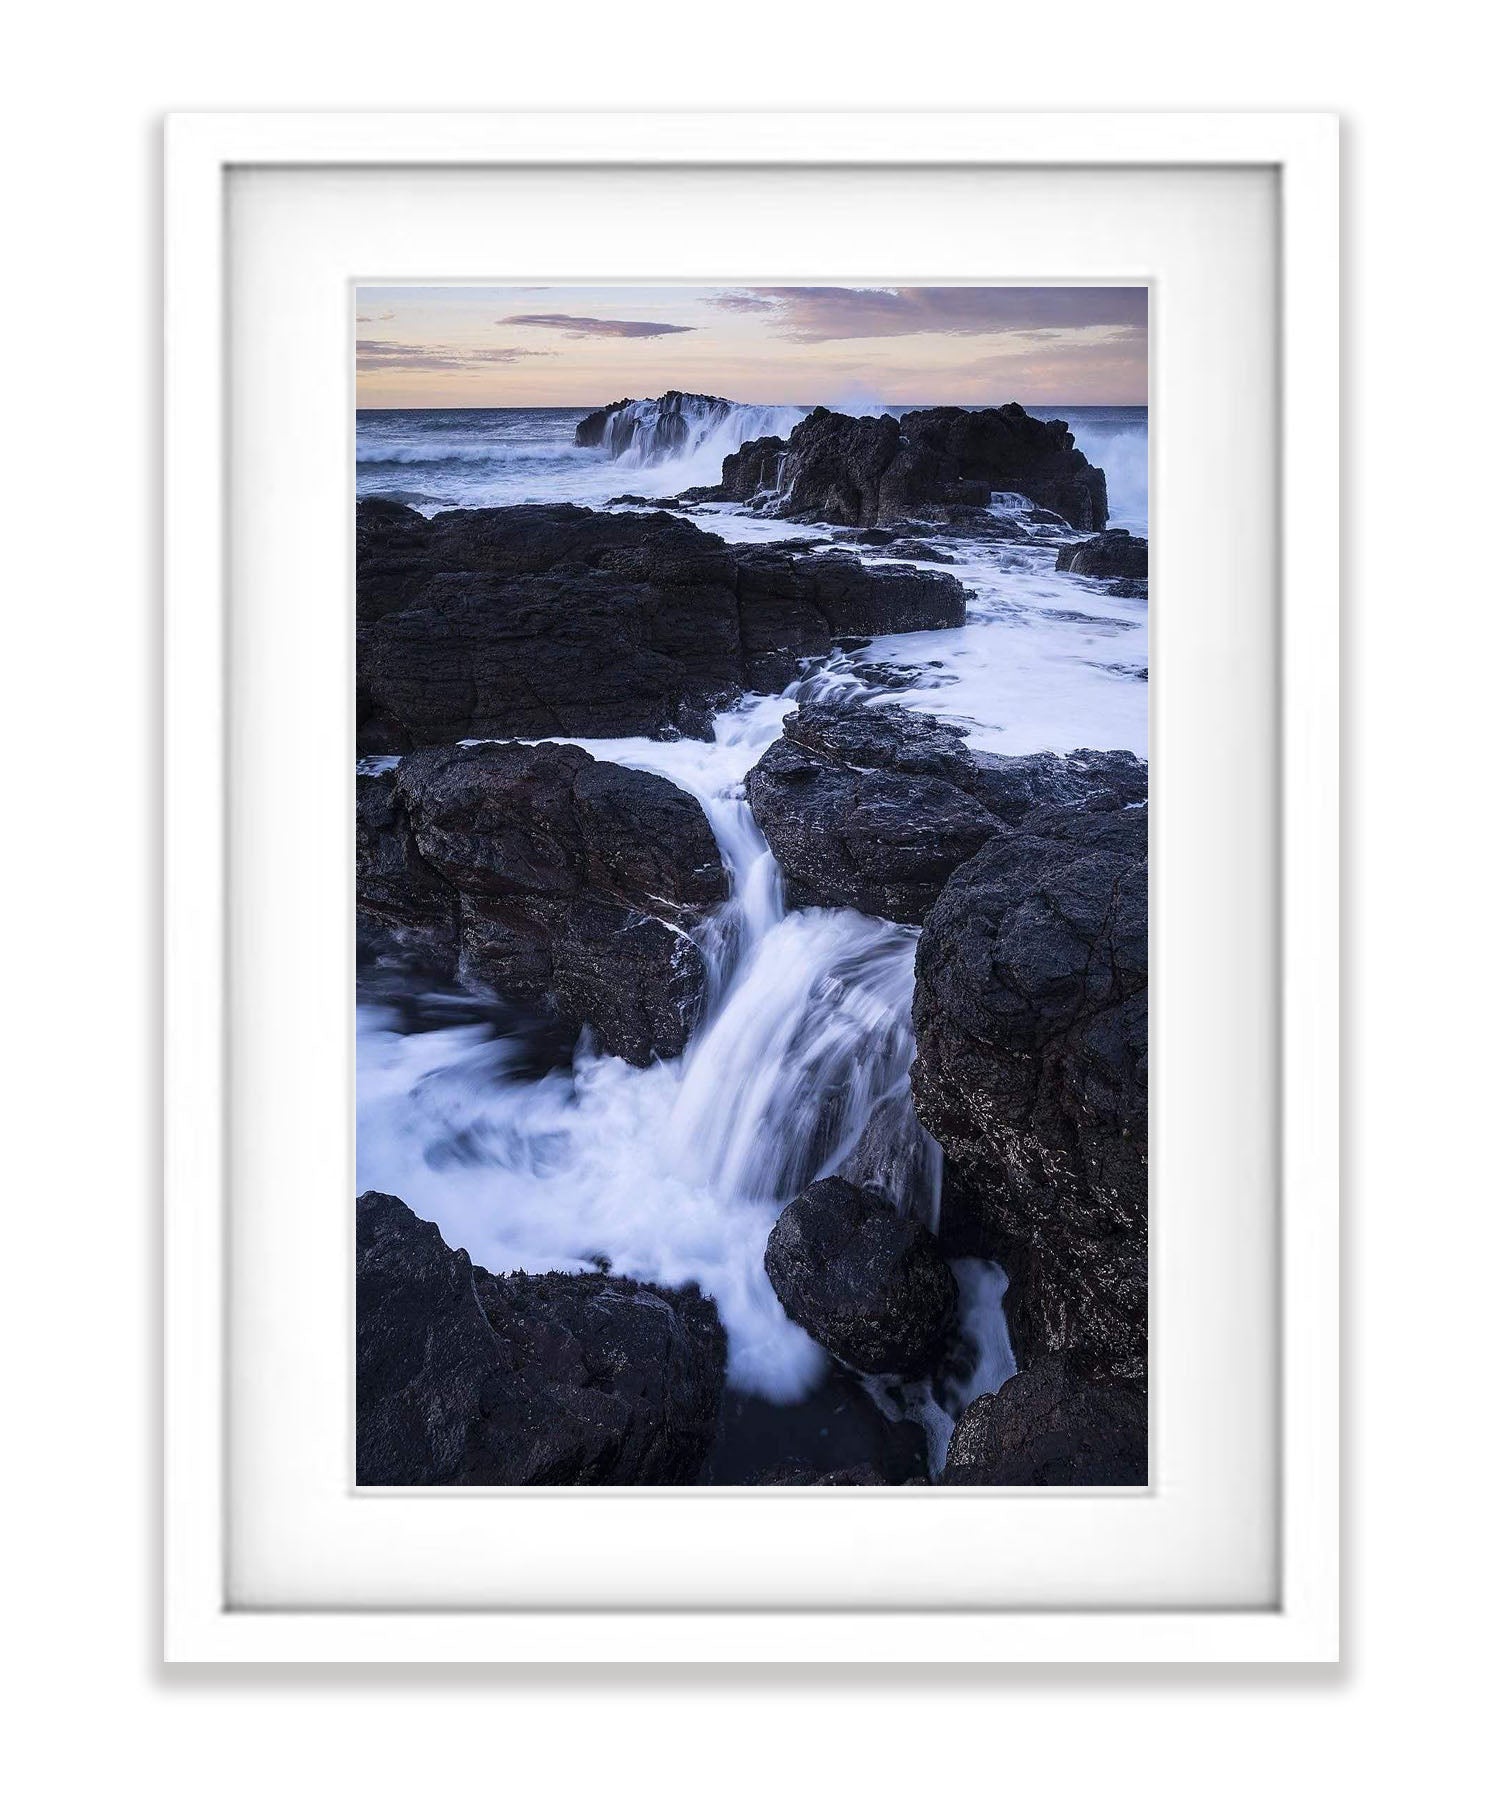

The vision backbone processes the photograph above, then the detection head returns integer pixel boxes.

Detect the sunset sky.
[354,285,1147,409]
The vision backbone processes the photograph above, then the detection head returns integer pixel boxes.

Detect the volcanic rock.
[356,1191,727,1485]
[574,390,734,458]
[941,1357,1147,1486]
[764,1176,958,1377]
[718,403,1108,530]
[356,501,966,751]
[1056,530,1149,581]
[745,698,1147,923]
[911,804,1148,1385]
[357,741,727,1064]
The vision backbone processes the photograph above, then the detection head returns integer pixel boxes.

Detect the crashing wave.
[577,391,808,488]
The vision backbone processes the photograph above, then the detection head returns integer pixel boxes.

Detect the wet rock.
[764,1177,958,1376]
[909,504,1031,541]
[715,404,1109,530]
[573,397,635,447]
[880,539,958,564]
[749,1463,893,1485]
[356,501,966,751]
[356,742,727,1064]
[745,698,1147,924]
[576,391,737,459]
[969,746,1148,826]
[941,1357,1146,1486]
[911,805,1148,1385]
[835,1090,942,1210]
[356,1191,727,1485]
[730,546,966,692]
[714,433,787,502]
[1056,530,1149,582]
[356,768,460,959]
[747,703,995,923]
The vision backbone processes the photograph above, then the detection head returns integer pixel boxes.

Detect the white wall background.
[2,3,1493,1789]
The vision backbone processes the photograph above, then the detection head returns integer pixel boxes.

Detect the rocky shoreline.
[357,499,966,752]
[356,398,1148,1486]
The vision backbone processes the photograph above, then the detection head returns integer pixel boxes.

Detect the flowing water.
[355,399,1148,1477]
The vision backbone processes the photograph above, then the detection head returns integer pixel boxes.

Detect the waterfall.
[356,692,946,1410]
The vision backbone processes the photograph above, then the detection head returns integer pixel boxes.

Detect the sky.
[354,285,1147,409]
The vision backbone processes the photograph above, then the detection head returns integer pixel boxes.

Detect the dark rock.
[745,698,1147,923]
[1056,530,1149,582]
[747,702,996,922]
[356,768,460,960]
[715,404,1108,530]
[852,659,955,692]
[356,742,727,1064]
[356,501,966,751]
[576,391,736,460]
[880,539,958,564]
[764,1176,958,1376]
[969,746,1148,826]
[573,398,634,448]
[749,1463,892,1486]
[356,1190,727,1485]
[912,804,1148,1385]
[835,1090,942,1210]
[716,433,787,502]
[729,546,966,692]
[941,1357,1146,1485]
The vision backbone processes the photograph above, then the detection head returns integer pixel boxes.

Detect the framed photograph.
[164,111,1338,1662]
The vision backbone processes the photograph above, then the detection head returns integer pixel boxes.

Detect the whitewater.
[355,399,1147,1475]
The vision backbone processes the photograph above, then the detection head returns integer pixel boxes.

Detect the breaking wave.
[595,392,809,490]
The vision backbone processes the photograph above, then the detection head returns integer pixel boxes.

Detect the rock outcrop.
[357,741,727,1064]
[574,390,734,458]
[1056,530,1149,582]
[911,803,1148,1387]
[745,698,1147,924]
[717,403,1108,530]
[764,1177,957,1376]
[356,1191,727,1485]
[356,501,966,751]
[573,398,634,448]
[941,1356,1146,1486]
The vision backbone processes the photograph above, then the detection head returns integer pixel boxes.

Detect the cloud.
[500,313,697,340]
[355,309,397,323]
[717,287,1147,343]
[707,291,779,313]
[355,340,556,372]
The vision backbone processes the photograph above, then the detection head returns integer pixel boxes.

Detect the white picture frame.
[164,111,1339,1663]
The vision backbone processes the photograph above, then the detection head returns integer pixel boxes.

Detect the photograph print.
[354,284,1148,1487]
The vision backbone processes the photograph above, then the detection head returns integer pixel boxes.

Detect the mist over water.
[357,397,1145,1471]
